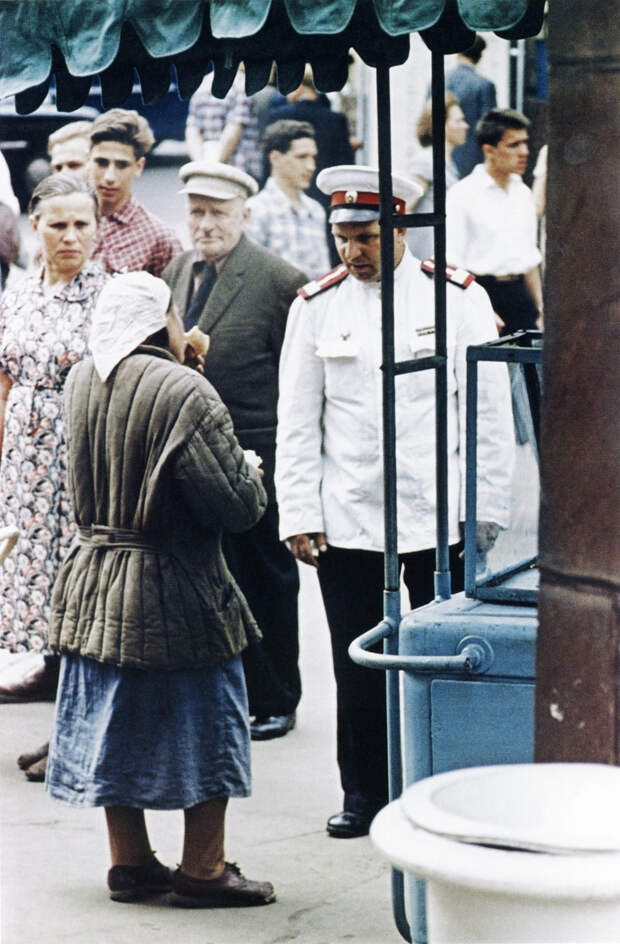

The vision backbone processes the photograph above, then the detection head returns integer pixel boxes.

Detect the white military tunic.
[275,248,514,554]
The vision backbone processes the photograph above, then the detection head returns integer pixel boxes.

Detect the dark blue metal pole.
[465,354,479,595]
[376,60,411,944]
[376,73,398,593]
[431,50,451,602]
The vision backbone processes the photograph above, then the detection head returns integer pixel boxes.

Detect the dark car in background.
[0,98,99,209]
[0,73,189,209]
[82,77,189,144]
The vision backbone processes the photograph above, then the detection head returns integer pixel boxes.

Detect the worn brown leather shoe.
[108,857,173,902]
[24,755,47,782]
[17,741,49,770]
[0,653,58,703]
[169,863,276,907]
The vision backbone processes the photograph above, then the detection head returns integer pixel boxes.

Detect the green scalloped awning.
[0,0,545,114]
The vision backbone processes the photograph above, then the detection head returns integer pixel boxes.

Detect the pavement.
[3,156,401,944]
[0,565,400,944]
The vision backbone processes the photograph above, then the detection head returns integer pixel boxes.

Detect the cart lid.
[400,763,620,854]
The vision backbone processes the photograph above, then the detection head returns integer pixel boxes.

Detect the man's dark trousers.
[163,237,306,721]
[317,543,464,817]
[222,445,300,719]
[223,505,300,718]
[476,275,539,335]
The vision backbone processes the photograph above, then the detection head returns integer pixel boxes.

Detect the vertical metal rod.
[376,61,399,595]
[522,361,542,454]
[376,62,411,944]
[431,50,451,601]
[515,38,526,112]
[465,356,479,595]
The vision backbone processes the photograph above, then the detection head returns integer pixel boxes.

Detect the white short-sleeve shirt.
[446,164,541,276]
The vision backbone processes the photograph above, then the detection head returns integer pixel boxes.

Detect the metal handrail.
[349,620,494,675]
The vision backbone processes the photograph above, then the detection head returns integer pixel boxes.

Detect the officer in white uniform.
[275,165,514,838]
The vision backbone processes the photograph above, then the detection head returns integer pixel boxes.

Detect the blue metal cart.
[350,290,542,942]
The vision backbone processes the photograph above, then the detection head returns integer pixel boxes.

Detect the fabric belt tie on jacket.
[78,525,163,551]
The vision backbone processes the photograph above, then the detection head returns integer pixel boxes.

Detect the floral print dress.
[0,264,108,651]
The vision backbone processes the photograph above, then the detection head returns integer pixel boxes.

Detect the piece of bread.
[184,326,210,357]
[243,449,263,469]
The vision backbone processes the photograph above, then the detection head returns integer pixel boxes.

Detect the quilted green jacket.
[49,345,267,670]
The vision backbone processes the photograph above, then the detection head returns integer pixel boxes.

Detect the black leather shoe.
[326,811,372,839]
[250,712,296,741]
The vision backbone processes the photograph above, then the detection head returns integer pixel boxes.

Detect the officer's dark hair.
[461,34,486,65]
[476,108,530,148]
[90,108,155,160]
[262,119,316,157]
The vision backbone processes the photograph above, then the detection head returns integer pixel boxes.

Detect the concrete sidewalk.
[0,566,400,944]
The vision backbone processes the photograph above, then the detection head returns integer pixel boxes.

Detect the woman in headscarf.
[45,272,275,908]
[0,173,107,776]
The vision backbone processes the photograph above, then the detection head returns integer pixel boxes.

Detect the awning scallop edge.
[0,0,545,113]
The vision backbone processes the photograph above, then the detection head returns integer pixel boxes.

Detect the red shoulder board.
[421,258,476,289]
[297,264,349,300]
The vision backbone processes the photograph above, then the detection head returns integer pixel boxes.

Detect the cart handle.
[349,620,494,675]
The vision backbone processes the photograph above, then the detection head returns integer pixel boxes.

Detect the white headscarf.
[90,272,172,381]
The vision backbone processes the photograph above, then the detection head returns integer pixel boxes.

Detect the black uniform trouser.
[317,543,464,817]
[222,502,301,719]
[476,275,539,335]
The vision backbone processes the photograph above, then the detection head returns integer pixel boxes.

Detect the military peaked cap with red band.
[330,190,406,214]
[317,164,423,224]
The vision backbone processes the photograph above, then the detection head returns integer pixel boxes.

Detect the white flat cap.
[317,164,423,223]
[179,161,258,201]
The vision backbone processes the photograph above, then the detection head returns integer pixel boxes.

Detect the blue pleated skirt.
[46,652,251,809]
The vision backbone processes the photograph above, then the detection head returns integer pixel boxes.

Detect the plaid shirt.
[91,198,183,277]
[186,74,262,180]
[245,178,330,280]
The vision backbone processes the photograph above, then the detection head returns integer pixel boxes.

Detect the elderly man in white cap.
[275,164,514,838]
[163,162,307,742]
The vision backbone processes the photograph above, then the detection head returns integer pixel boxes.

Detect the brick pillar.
[535,1,620,762]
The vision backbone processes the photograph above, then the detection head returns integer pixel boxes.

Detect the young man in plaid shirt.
[245,120,330,280]
[89,109,182,277]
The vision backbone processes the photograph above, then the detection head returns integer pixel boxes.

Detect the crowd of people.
[0,39,546,909]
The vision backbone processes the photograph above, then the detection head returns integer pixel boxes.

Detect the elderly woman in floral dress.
[0,173,108,777]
